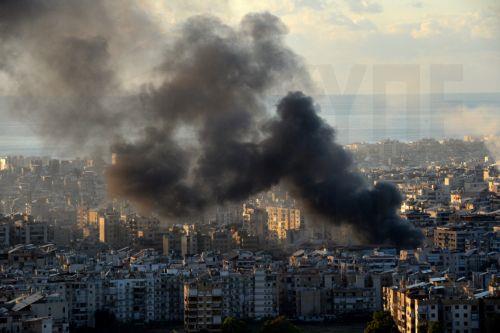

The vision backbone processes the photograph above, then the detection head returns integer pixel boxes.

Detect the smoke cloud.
[0,2,422,247]
[0,0,156,153]
[108,14,421,247]
[262,93,423,247]
[443,106,500,165]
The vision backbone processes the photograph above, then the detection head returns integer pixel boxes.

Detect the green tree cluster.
[364,311,397,333]
[426,321,444,333]
[221,316,303,333]
[222,317,250,333]
[259,316,303,333]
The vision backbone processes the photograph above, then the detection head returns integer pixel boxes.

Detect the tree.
[259,316,303,333]
[427,321,444,333]
[92,310,137,333]
[94,310,117,333]
[222,317,249,333]
[364,311,397,333]
[485,313,500,333]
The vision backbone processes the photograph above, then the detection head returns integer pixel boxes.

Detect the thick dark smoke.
[111,91,423,247]
[0,2,423,247]
[108,13,310,216]
[108,14,422,247]
[0,0,154,153]
[261,93,423,247]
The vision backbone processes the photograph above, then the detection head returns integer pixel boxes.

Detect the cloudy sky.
[132,0,500,95]
[0,0,498,153]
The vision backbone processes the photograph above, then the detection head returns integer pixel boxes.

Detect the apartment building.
[253,269,279,319]
[184,273,223,332]
[434,226,468,251]
[383,280,495,333]
[265,206,301,241]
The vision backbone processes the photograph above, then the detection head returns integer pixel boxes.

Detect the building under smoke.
[0,1,422,247]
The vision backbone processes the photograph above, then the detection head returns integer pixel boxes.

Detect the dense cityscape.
[1,1,499,333]
[0,138,498,333]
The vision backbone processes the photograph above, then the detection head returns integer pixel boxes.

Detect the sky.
[0,0,499,154]
[128,0,500,95]
[1,0,498,96]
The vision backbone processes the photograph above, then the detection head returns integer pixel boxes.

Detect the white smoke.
[443,105,500,164]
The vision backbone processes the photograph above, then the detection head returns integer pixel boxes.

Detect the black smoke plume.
[0,2,422,247]
[108,14,422,247]
[262,93,423,247]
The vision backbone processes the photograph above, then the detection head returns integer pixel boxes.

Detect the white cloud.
[412,2,424,9]
[410,19,446,39]
[402,11,500,40]
[345,0,383,14]
[443,106,500,138]
[330,12,377,31]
